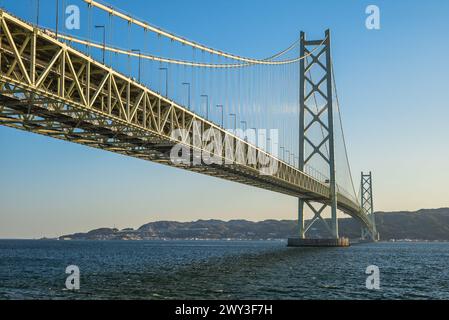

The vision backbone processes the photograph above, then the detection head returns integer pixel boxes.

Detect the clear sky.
[1,0,449,238]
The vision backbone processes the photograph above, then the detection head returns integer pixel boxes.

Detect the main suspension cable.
[54,31,326,68]
[82,0,325,66]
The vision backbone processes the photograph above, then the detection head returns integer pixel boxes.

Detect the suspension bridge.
[0,1,378,245]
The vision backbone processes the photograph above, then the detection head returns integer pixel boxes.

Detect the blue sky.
[1,0,449,238]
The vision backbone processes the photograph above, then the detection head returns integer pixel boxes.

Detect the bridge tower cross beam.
[298,29,339,240]
[361,172,378,241]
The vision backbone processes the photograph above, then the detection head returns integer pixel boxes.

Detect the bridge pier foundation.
[287,237,350,247]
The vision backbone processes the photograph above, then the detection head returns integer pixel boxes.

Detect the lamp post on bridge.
[131,49,142,83]
[55,0,59,38]
[36,0,40,25]
[267,137,271,154]
[229,113,236,132]
[259,130,265,151]
[159,67,169,97]
[240,121,247,141]
[200,95,209,119]
[95,25,106,64]
[182,82,191,110]
[251,127,257,146]
[280,146,285,161]
[216,105,224,128]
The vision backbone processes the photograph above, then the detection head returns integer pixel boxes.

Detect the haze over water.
[0,240,448,299]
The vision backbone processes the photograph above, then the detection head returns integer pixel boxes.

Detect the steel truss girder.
[0,8,364,220]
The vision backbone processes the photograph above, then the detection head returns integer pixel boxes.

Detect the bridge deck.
[0,9,373,229]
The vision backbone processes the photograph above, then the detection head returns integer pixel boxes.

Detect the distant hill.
[59,208,449,241]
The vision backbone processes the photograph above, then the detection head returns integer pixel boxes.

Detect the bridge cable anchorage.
[80,0,325,66]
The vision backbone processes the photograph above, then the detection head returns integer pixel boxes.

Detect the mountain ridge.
[59,208,449,241]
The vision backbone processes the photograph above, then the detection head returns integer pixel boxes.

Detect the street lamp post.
[267,137,271,154]
[55,0,59,38]
[182,82,191,110]
[200,95,209,119]
[229,113,236,132]
[280,146,285,161]
[240,121,247,141]
[216,105,224,127]
[95,25,106,64]
[131,49,141,83]
[36,0,40,25]
[251,127,257,146]
[259,130,266,150]
[159,67,168,97]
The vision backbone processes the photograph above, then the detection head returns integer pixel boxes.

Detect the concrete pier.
[287,237,350,247]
